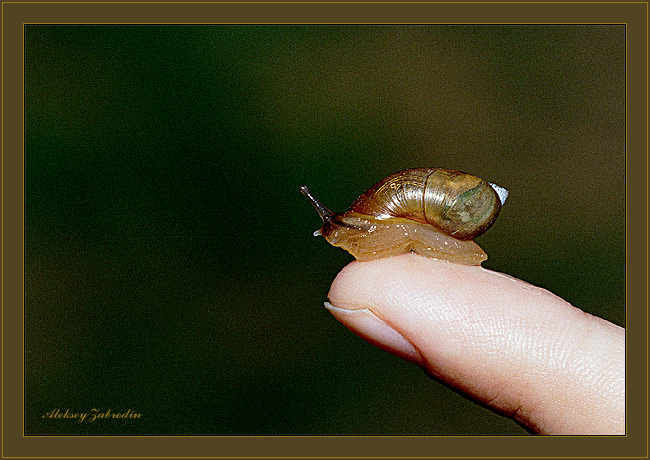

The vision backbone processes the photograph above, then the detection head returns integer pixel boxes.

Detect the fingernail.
[324,302,421,364]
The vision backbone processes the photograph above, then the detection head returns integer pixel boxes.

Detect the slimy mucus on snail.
[300,168,508,266]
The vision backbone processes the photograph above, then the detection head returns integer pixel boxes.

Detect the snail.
[300,168,509,265]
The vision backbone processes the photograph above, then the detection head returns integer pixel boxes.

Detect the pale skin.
[325,253,625,435]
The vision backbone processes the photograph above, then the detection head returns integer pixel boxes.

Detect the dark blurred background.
[25,25,624,435]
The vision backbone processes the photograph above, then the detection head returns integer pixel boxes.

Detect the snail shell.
[300,168,508,265]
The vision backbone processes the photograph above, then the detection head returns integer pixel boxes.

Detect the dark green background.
[25,25,625,435]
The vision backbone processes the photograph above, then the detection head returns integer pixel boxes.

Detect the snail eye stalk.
[300,185,334,222]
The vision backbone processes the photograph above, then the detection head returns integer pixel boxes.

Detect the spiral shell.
[300,168,508,265]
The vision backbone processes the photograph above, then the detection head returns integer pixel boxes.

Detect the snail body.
[300,168,508,265]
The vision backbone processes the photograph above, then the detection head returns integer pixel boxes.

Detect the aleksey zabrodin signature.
[42,408,142,423]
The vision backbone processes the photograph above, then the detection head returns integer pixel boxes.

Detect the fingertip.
[323,253,625,435]
[328,253,472,310]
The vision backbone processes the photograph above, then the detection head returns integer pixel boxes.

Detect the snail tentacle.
[299,185,334,222]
